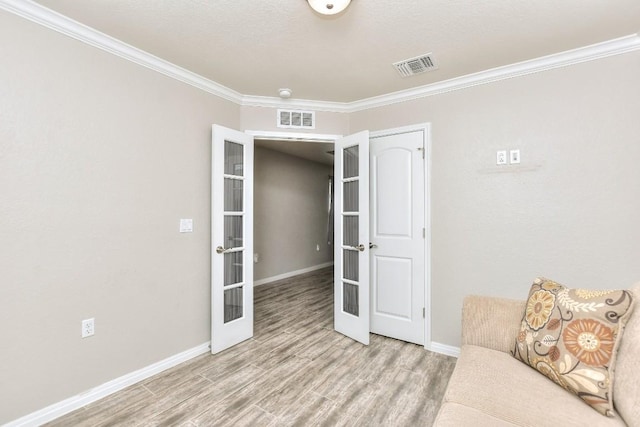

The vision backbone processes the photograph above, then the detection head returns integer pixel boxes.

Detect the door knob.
[355,244,365,252]
[369,242,378,249]
[216,246,228,254]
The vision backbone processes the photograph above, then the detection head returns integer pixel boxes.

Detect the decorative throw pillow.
[511,278,634,416]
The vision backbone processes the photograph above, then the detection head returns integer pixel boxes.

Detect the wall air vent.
[393,53,438,77]
[277,109,315,129]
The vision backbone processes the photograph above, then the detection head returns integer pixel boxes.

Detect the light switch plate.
[510,149,521,164]
[179,219,193,233]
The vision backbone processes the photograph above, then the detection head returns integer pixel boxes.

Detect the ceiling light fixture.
[278,88,292,99]
[307,0,351,15]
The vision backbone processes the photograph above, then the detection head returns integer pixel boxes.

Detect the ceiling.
[32,0,640,103]
[256,139,335,166]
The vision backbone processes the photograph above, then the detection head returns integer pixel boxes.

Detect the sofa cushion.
[512,278,634,416]
[442,345,625,426]
[434,402,517,426]
[612,282,640,424]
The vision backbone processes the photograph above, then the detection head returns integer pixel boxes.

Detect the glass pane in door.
[224,287,243,323]
[343,181,359,212]
[224,252,243,286]
[343,216,358,246]
[343,249,359,282]
[343,282,359,316]
[343,145,359,178]
[224,141,244,176]
[224,216,243,249]
[224,178,243,212]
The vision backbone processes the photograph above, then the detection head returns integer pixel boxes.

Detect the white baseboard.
[430,342,461,358]
[254,261,334,287]
[6,342,211,427]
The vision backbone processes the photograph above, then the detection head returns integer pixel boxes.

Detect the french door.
[334,131,370,345]
[211,125,254,354]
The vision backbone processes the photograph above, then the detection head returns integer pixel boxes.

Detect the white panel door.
[369,129,425,345]
[334,131,370,345]
[211,125,254,354]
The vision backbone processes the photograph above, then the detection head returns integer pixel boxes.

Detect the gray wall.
[0,11,239,423]
[254,146,334,281]
[350,51,640,347]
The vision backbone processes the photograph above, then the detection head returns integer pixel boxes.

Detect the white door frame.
[369,123,431,350]
[245,125,432,350]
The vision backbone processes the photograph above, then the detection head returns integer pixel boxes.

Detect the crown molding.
[2,0,639,114]
[241,94,351,113]
[235,34,640,113]
[0,0,244,104]
[347,34,640,112]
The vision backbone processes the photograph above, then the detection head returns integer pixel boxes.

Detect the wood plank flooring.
[45,267,456,426]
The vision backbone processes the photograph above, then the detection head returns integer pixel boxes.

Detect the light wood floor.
[46,267,456,426]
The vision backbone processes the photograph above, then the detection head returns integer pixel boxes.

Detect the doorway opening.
[253,137,336,288]
[212,125,431,353]
[252,137,337,342]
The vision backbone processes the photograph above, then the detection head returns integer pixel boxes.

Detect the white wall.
[350,51,640,347]
[0,11,239,423]
[254,146,334,281]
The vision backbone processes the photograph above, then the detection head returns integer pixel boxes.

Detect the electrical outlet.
[82,318,95,338]
[253,253,259,263]
[496,150,507,165]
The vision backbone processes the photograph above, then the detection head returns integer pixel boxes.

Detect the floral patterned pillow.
[512,278,635,416]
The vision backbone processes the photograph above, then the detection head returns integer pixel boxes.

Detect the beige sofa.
[434,283,639,427]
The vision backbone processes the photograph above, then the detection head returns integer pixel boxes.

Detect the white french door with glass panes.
[334,131,370,345]
[211,125,254,354]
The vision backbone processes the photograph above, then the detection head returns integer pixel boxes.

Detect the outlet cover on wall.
[82,318,95,338]
[496,150,507,165]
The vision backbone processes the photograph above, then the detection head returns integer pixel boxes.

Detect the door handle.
[351,244,365,252]
[369,242,378,249]
[216,246,229,254]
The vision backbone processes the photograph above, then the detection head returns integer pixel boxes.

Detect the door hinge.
[418,147,425,159]
[422,307,425,318]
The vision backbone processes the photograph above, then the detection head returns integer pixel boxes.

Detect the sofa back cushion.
[612,282,640,423]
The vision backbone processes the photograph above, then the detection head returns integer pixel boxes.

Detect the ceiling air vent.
[278,109,315,129]
[393,53,438,77]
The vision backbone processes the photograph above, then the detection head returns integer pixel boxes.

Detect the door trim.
[369,123,431,351]
[245,130,342,143]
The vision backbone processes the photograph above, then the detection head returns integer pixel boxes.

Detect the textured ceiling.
[33,0,640,103]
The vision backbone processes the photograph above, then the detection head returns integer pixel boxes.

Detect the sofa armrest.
[461,295,526,353]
